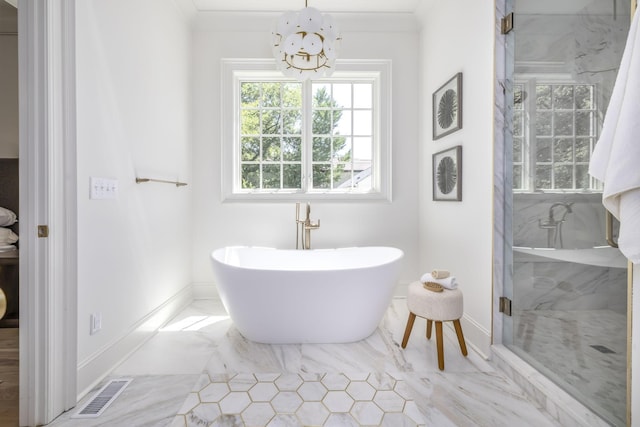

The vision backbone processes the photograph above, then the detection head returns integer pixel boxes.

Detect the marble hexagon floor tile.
[172,372,426,427]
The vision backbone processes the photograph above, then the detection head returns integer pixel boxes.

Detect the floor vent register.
[72,378,132,418]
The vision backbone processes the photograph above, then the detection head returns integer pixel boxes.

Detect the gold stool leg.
[453,319,468,356]
[426,319,433,339]
[401,312,416,348]
[435,321,444,370]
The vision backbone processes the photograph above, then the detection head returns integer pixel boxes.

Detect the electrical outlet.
[90,313,102,335]
[90,177,118,200]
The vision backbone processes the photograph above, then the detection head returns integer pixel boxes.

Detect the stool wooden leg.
[426,319,433,339]
[435,321,444,370]
[453,319,468,356]
[401,312,416,348]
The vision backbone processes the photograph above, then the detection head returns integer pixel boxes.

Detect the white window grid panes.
[239,81,303,191]
[310,82,373,191]
[514,76,600,193]
[221,59,391,202]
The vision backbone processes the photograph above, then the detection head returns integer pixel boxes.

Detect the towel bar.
[135,177,187,187]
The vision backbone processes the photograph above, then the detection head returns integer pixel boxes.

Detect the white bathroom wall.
[190,13,421,290]
[75,0,192,393]
[416,0,495,356]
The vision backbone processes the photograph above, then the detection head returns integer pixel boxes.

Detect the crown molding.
[193,11,419,33]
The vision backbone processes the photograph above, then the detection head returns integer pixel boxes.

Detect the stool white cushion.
[407,281,463,321]
[402,280,468,370]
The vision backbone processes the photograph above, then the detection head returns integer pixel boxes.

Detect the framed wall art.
[432,72,462,140]
[433,145,462,201]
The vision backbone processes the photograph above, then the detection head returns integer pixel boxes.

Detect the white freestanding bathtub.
[210,246,404,344]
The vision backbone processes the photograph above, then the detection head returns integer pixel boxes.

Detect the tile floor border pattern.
[170,371,424,427]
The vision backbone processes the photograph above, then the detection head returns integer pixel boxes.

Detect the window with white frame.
[513,78,600,192]
[221,60,391,201]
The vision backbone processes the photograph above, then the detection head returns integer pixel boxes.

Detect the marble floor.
[42,298,561,427]
[513,308,626,427]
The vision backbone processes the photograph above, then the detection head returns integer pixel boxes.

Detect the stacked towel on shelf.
[421,272,458,290]
[0,227,18,245]
[589,11,640,264]
[0,207,18,251]
[0,207,17,227]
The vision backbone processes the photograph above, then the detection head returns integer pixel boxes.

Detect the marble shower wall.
[513,193,627,314]
[513,193,610,249]
[513,256,627,313]
[509,3,630,315]
[515,7,629,115]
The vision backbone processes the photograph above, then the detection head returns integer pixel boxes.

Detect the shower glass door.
[503,1,630,425]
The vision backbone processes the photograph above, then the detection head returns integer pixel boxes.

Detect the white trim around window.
[221,59,392,202]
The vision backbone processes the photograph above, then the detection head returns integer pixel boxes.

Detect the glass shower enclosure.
[502,1,631,425]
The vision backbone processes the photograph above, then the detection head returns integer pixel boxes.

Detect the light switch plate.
[90,312,102,335]
[90,177,118,199]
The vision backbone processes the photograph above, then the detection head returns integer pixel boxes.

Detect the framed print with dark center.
[432,73,462,140]
[433,145,462,201]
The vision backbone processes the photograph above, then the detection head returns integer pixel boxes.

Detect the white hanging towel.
[589,11,640,264]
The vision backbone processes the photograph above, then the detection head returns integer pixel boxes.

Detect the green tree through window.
[311,86,349,189]
[240,82,302,189]
[239,81,364,191]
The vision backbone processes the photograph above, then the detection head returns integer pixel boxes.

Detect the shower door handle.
[605,209,619,248]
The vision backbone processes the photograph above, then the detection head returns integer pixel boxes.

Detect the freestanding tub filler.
[210,246,404,344]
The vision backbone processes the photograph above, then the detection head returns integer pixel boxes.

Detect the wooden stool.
[401,281,468,370]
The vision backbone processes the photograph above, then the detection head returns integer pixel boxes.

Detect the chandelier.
[271,1,341,80]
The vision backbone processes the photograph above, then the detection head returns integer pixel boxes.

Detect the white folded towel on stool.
[420,273,458,290]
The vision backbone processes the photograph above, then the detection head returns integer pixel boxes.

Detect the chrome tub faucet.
[296,202,320,250]
[538,202,573,248]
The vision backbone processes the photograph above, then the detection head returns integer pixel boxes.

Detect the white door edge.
[19,0,78,425]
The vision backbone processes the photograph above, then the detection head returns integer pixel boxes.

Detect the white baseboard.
[393,281,410,297]
[182,283,492,357]
[196,281,410,300]
[457,314,491,358]
[192,282,217,299]
[190,280,492,357]
[438,313,491,359]
[76,285,194,400]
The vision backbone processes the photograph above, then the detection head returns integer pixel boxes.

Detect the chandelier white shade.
[271,5,341,80]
